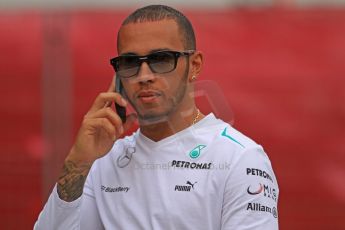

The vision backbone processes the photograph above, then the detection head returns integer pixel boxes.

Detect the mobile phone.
[115,75,126,123]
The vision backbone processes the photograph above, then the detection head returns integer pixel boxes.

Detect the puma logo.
[186,181,197,189]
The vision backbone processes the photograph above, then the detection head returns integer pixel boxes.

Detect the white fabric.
[35,113,279,230]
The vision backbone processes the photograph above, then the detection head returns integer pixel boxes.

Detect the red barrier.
[0,8,344,229]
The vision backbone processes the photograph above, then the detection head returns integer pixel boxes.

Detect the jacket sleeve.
[34,164,103,230]
[34,184,82,230]
[221,146,279,230]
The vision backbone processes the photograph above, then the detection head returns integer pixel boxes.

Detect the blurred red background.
[0,8,344,229]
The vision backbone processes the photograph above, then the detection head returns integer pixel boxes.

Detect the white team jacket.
[35,113,279,230]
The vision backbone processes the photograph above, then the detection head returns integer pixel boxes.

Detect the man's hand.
[57,76,137,202]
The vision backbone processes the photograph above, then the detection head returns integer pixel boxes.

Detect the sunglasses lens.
[113,51,183,78]
[148,52,176,74]
[116,56,140,77]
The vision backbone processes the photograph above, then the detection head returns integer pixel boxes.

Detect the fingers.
[86,118,117,141]
[103,76,116,108]
[107,75,116,92]
[88,92,127,114]
[82,76,137,142]
[84,111,137,142]
[86,107,124,135]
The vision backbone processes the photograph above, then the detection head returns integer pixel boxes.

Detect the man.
[35,5,279,229]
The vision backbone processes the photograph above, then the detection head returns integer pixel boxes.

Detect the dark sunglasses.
[110,50,195,78]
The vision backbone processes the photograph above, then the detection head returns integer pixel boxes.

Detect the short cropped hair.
[118,5,196,51]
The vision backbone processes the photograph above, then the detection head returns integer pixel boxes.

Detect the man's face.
[117,19,192,122]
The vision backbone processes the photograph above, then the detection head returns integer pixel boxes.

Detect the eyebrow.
[120,48,173,56]
[150,48,172,53]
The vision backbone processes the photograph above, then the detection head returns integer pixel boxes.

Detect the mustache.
[134,88,164,98]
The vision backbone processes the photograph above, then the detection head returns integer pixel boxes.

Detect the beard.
[128,62,190,124]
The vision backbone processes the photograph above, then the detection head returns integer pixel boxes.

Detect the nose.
[135,61,156,84]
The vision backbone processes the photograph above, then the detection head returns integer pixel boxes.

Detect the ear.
[189,51,203,82]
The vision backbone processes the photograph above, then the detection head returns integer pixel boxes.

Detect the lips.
[137,90,161,98]
[137,90,161,103]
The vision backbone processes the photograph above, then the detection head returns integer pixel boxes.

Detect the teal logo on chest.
[189,145,206,159]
